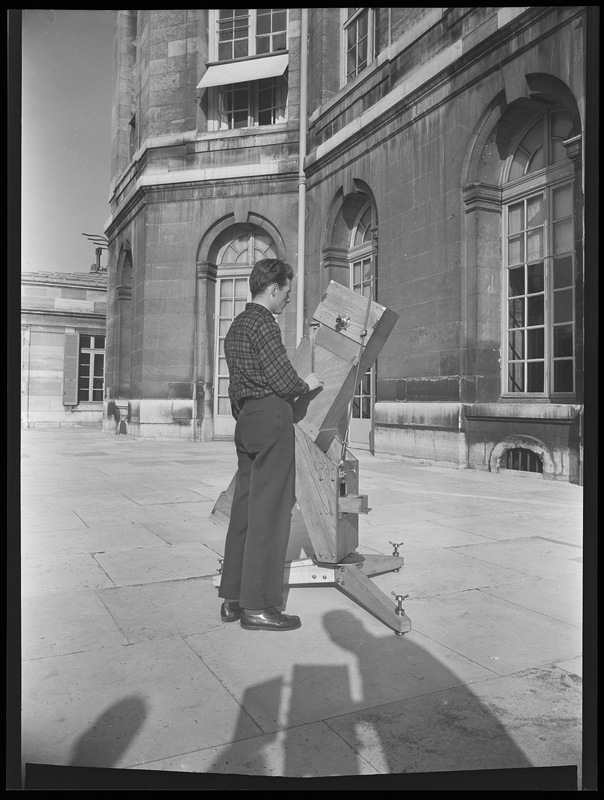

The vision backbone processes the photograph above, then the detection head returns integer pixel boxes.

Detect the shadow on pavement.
[207,609,567,787]
[68,695,148,768]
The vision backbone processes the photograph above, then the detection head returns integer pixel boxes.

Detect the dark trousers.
[218,394,295,609]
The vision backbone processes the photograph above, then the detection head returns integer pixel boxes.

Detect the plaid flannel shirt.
[225,303,309,419]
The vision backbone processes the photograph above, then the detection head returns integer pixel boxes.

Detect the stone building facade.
[21,270,107,428]
[105,8,594,482]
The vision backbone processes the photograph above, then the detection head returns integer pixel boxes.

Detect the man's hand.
[304,373,323,392]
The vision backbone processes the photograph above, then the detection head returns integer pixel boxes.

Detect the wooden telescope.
[211,281,412,635]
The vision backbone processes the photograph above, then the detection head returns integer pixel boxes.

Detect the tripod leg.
[334,564,411,635]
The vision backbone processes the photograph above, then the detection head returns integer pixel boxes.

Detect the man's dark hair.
[249,259,294,297]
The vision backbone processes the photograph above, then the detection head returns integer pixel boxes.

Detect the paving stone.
[93,541,222,586]
[21,637,261,770]
[22,589,128,659]
[136,720,379,777]
[325,665,581,781]
[97,577,224,643]
[387,589,581,675]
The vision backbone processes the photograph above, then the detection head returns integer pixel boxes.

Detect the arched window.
[503,108,576,396]
[213,228,278,433]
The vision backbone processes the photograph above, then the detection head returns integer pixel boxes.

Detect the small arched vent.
[503,447,543,474]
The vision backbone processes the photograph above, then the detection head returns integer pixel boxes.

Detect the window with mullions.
[349,203,377,421]
[343,8,377,83]
[217,75,287,129]
[216,9,288,62]
[503,108,576,397]
[78,334,105,403]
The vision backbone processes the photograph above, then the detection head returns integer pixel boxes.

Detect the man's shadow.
[208,609,532,778]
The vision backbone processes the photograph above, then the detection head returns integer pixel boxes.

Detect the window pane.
[508,362,524,392]
[234,300,246,316]
[554,360,574,393]
[234,39,248,58]
[357,37,367,68]
[220,279,233,297]
[94,354,104,376]
[219,319,231,337]
[527,295,544,326]
[234,278,248,298]
[80,335,91,348]
[507,203,523,234]
[508,266,524,297]
[80,352,90,365]
[93,389,103,401]
[553,218,573,255]
[218,398,231,415]
[527,228,543,261]
[273,32,286,51]
[553,255,573,289]
[551,139,567,164]
[273,11,287,31]
[526,146,544,173]
[218,42,232,60]
[220,299,233,317]
[256,11,270,34]
[527,262,544,294]
[527,361,544,392]
[508,235,524,265]
[218,378,230,396]
[509,150,529,180]
[256,37,270,55]
[526,194,545,227]
[551,111,573,141]
[508,330,524,360]
[520,120,543,154]
[553,184,573,220]
[554,325,573,358]
[79,364,90,377]
[508,298,524,328]
[554,288,573,323]
[527,328,544,359]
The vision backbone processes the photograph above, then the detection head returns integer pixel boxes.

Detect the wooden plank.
[355,553,405,576]
[334,564,412,635]
[210,478,235,528]
[338,494,370,514]
[313,281,387,345]
[293,426,339,561]
[292,284,399,452]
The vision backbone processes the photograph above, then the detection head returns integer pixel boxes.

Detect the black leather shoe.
[240,607,301,631]
[220,601,243,623]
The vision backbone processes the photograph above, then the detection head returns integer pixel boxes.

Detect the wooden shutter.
[62,332,79,405]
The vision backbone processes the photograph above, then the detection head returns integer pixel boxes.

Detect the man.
[218,258,323,631]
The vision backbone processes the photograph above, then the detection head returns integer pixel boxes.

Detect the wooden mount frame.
[210,281,412,636]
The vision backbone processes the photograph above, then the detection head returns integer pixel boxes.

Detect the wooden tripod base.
[286,553,412,636]
[212,552,412,636]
